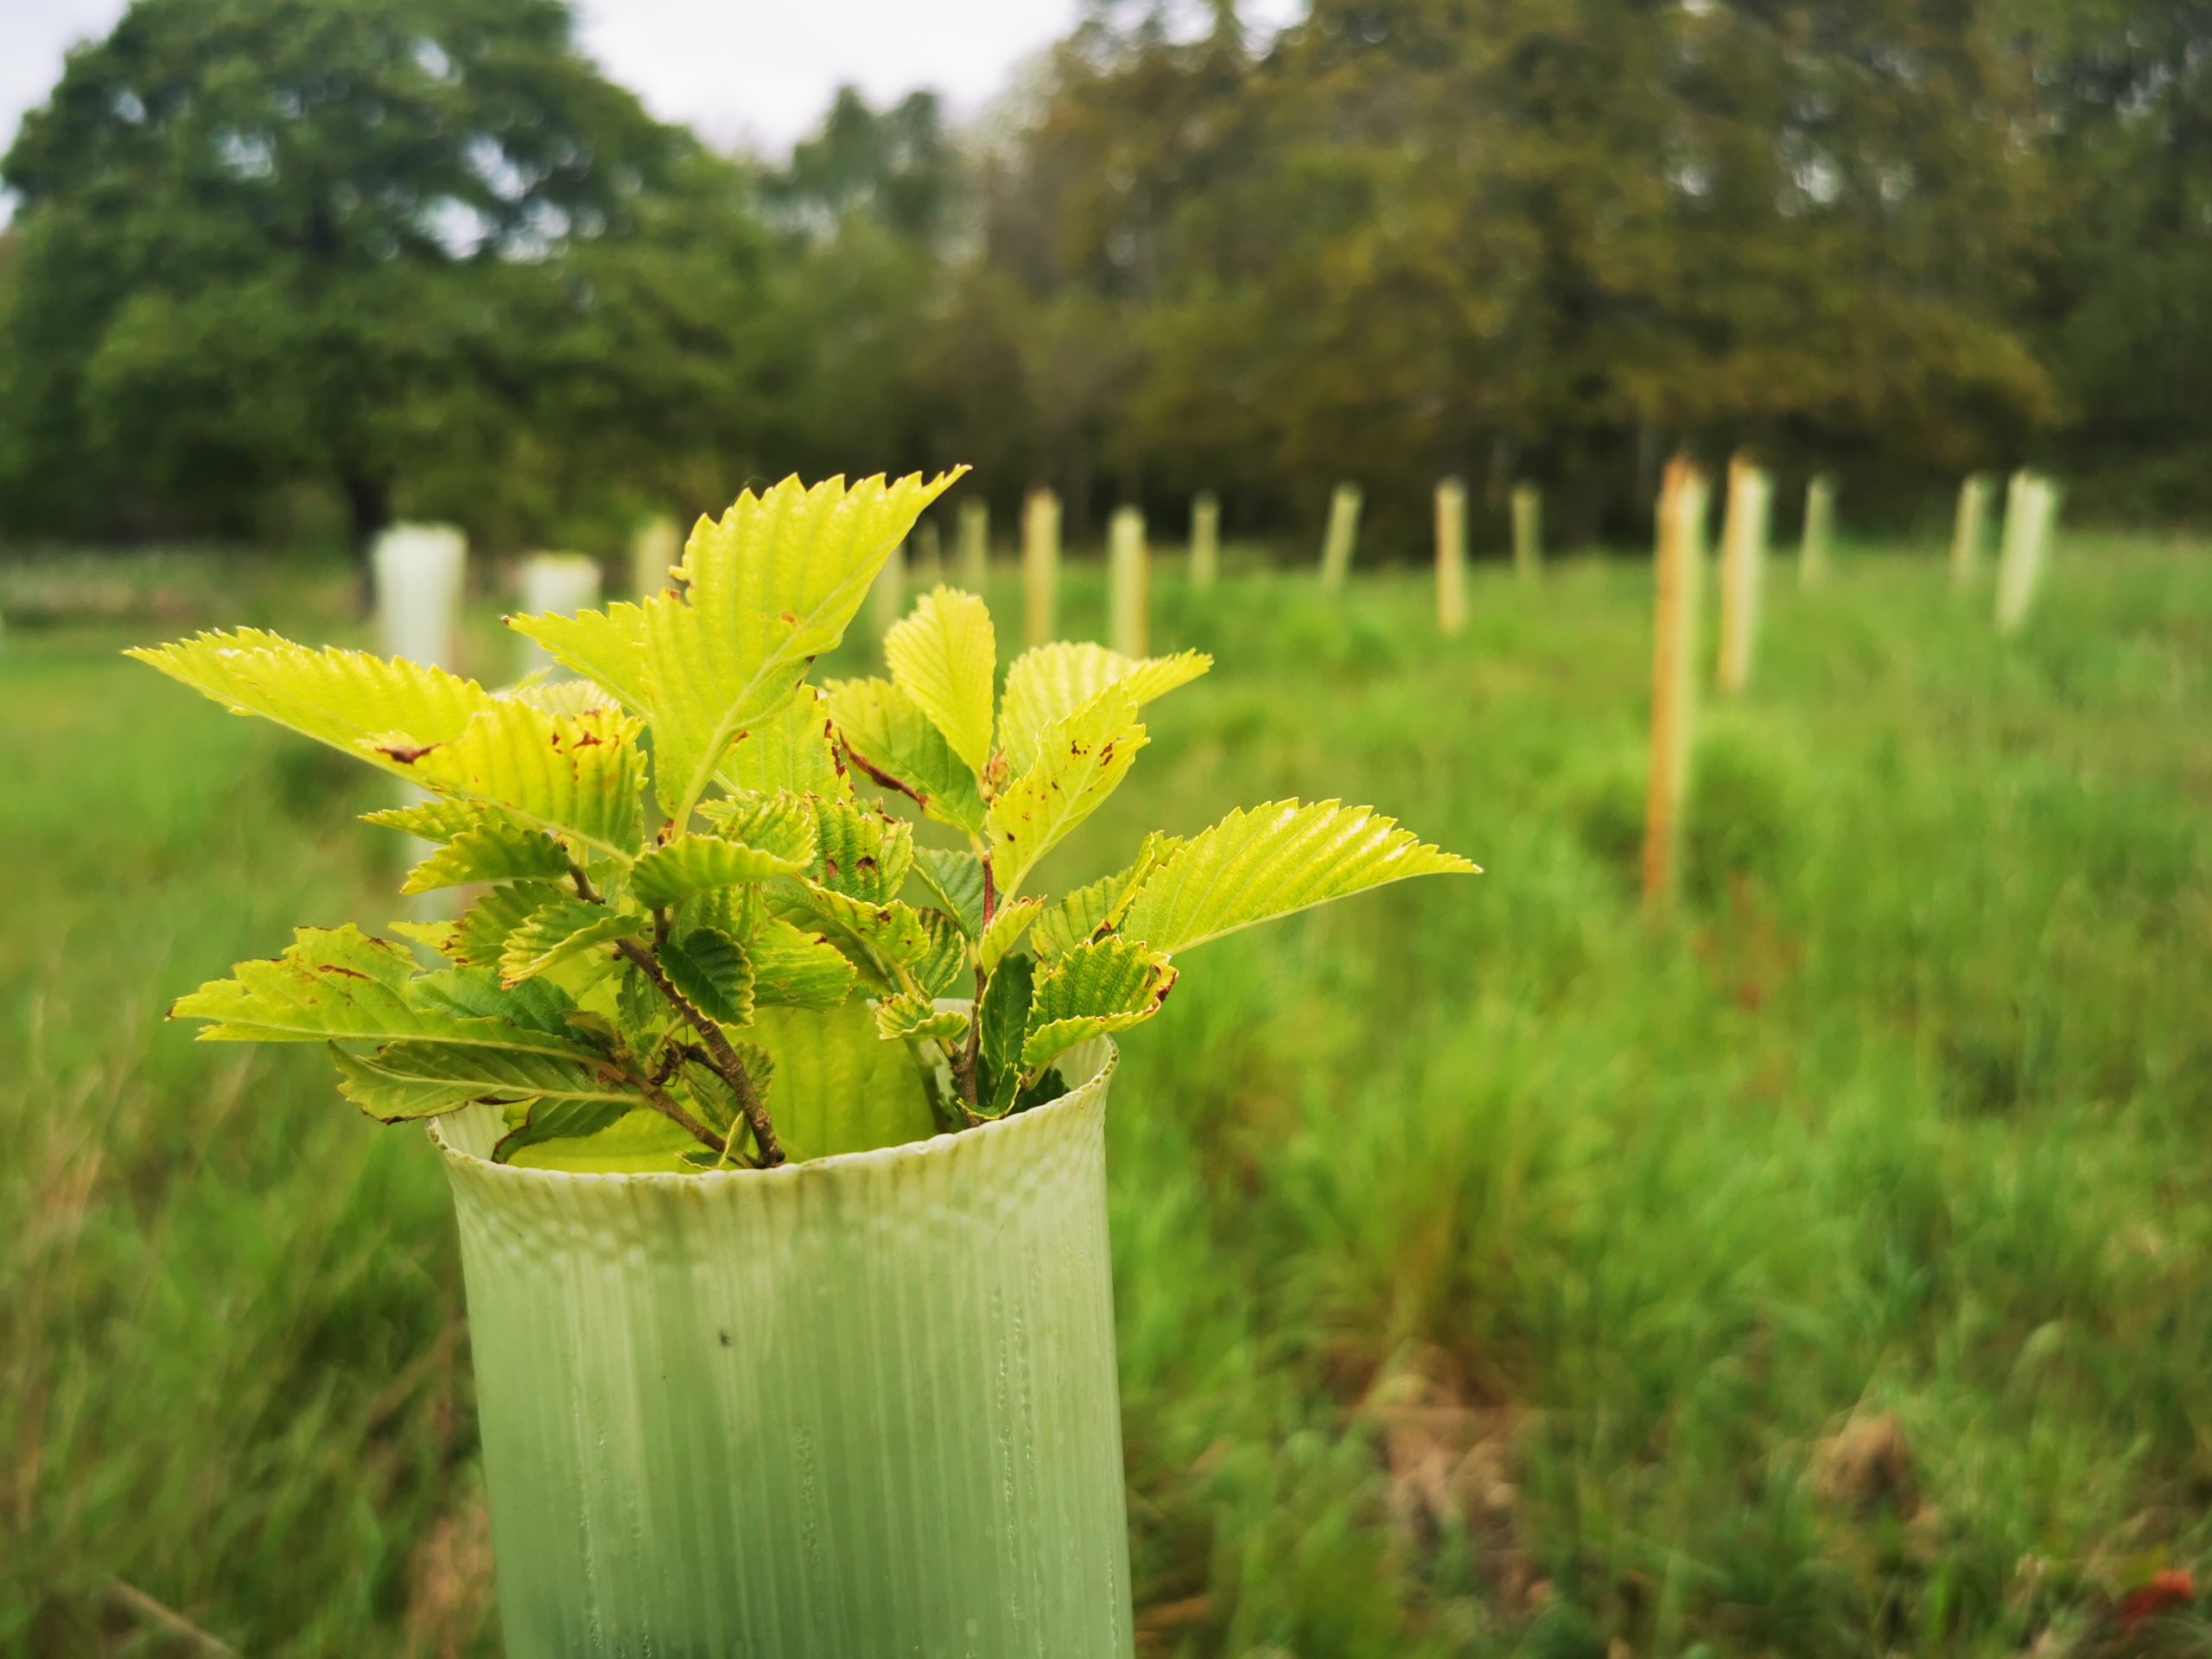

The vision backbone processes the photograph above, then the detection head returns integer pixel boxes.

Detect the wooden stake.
[1319,482,1363,588]
[1021,487,1060,647]
[957,499,989,589]
[1950,474,1993,591]
[1715,453,1770,696]
[1510,483,1542,582]
[1108,506,1149,658]
[630,514,680,600]
[1190,492,1220,590]
[1642,461,1707,918]
[1994,471,2059,636]
[1434,477,1468,636]
[1799,474,1835,588]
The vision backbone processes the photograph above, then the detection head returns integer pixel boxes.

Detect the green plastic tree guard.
[432,1039,1134,1658]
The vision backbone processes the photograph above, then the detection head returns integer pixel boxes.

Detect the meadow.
[3,531,2208,1657]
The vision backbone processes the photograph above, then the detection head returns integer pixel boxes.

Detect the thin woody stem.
[566,858,785,1166]
[627,1065,723,1154]
[615,938,786,1168]
[952,856,998,1113]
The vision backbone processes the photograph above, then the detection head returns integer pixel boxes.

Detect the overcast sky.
[3,1,1304,169]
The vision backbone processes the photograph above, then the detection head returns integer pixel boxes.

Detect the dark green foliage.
[7,0,2211,552]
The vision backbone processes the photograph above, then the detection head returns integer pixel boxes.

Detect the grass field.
[4,533,2209,1656]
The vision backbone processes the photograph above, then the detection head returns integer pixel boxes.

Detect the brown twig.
[616,939,785,1167]
[567,861,776,1161]
[952,856,999,1112]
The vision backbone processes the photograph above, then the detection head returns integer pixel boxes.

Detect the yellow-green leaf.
[645,470,963,822]
[128,629,494,784]
[979,896,1042,973]
[747,918,858,1010]
[1030,832,1184,959]
[503,603,655,713]
[334,1043,634,1123]
[632,807,817,906]
[716,688,852,801]
[1119,799,1479,954]
[809,798,914,903]
[986,694,1147,895]
[400,817,570,895]
[874,991,969,1044]
[883,586,996,775]
[172,925,595,1061]
[823,676,987,835]
[499,897,647,985]
[997,643,1209,774]
[911,848,985,935]
[375,702,646,861]
[1021,937,1177,1069]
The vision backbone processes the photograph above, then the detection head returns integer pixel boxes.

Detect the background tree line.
[1,0,2207,563]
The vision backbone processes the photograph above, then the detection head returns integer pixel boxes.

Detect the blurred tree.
[2018,0,2212,518]
[0,0,716,565]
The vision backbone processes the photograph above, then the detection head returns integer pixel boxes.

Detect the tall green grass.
[3,537,2206,1656]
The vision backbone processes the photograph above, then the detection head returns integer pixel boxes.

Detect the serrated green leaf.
[748,1002,937,1160]
[1119,799,1479,954]
[1031,832,1185,959]
[503,602,655,712]
[129,629,495,783]
[446,880,567,968]
[404,967,579,1036]
[747,918,858,1010]
[908,907,971,999]
[823,676,987,835]
[884,586,996,774]
[391,918,467,962]
[809,798,914,902]
[874,991,969,1044]
[986,694,1147,895]
[976,952,1037,1116]
[375,702,646,861]
[645,471,963,822]
[632,814,816,907]
[778,883,932,970]
[499,1104,703,1172]
[499,897,647,985]
[616,963,669,1044]
[364,798,528,844]
[979,897,1042,973]
[401,818,571,895]
[1021,937,1177,1069]
[912,847,985,935]
[172,925,596,1060]
[334,1043,634,1123]
[503,677,619,719]
[659,927,755,1026]
[715,688,852,800]
[998,643,1209,775]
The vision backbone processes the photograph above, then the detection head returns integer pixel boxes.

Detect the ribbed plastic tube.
[432,1039,1133,1658]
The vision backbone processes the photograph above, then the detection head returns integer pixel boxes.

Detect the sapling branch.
[943,853,997,1115]
[627,1066,724,1154]
[615,938,786,1168]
